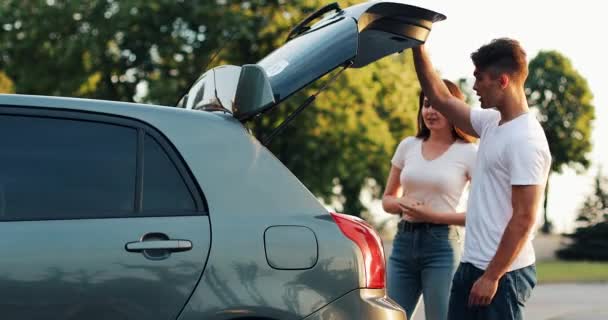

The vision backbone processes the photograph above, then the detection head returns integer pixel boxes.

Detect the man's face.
[473,69,502,109]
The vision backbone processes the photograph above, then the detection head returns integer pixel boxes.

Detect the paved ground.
[409,283,608,320]
[382,236,607,319]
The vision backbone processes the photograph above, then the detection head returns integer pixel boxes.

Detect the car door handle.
[125,240,192,252]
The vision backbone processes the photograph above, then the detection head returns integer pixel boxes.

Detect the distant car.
[0,2,444,319]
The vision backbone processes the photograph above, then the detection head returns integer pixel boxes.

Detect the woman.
[382,79,477,320]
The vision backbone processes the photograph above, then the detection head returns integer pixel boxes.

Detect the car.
[0,1,445,319]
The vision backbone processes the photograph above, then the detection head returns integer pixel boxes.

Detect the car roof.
[0,93,235,128]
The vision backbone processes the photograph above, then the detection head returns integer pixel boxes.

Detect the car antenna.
[174,29,236,107]
[262,61,353,146]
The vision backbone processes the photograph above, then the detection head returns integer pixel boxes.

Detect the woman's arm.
[382,166,403,214]
[428,211,466,226]
[399,201,466,226]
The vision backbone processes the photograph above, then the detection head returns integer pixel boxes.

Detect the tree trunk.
[541,174,553,234]
[341,183,364,218]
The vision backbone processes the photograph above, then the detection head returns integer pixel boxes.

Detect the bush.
[557,221,608,261]
[556,170,608,261]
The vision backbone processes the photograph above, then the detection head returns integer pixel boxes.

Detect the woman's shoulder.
[454,139,478,154]
[399,136,421,146]
[394,136,420,155]
[397,136,421,150]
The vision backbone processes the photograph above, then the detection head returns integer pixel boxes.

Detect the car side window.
[142,134,196,213]
[0,114,137,221]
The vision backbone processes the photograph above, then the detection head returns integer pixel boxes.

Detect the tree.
[0,0,284,104]
[0,0,421,218]
[576,169,608,226]
[243,1,421,217]
[526,50,595,233]
[457,77,476,106]
[253,53,420,216]
[556,170,608,261]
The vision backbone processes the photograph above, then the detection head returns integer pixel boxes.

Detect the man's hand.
[468,274,499,306]
[478,185,542,305]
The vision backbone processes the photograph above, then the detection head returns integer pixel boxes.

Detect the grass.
[536,260,608,283]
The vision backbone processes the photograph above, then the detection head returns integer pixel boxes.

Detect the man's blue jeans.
[387,222,462,320]
[448,262,537,320]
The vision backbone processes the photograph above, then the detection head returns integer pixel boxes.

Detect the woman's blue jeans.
[387,222,462,320]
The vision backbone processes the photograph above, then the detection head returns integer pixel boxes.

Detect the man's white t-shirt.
[462,108,552,271]
[391,137,477,214]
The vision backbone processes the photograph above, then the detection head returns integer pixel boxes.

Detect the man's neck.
[497,88,529,125]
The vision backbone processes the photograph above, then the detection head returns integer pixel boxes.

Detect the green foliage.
[0,0,284,103]
[0,71,14,93]
[247,0,421,216]
[526,50,595,232]
[526,50,595,174]
[253,53,420,215]
[536,261,608,283]
[557,222,608,261]
[457,77,476,106]
[557,171,608,261]
[0,0,421,217]
[577,170,608,226]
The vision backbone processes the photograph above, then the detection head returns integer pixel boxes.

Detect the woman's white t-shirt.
[391,137,477,214]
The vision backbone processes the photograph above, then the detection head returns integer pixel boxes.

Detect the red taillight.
[330,212,386,289]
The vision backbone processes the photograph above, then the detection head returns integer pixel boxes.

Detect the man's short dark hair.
[471,38,528,83]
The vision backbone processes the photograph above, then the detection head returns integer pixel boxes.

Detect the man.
[404,39,552,319]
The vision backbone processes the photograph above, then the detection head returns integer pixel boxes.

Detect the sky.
[369,0,607,233]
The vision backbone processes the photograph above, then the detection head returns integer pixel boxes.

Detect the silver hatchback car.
[0,2,444,319]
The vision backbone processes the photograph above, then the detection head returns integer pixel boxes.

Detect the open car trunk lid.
[181,1,445,121]
[257,1,445,104]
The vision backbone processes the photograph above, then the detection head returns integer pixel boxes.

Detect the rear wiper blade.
[285,2,342,43]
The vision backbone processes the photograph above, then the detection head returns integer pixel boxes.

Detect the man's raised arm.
[412,45,478,137]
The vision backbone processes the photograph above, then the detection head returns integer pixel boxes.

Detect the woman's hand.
[398,199,436,223]
[401,213,424,223]
[398,195,422,208]
[398,195,424,222]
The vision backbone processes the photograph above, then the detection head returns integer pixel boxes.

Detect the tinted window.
[142,134,196,213]
[0,115,137,220]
